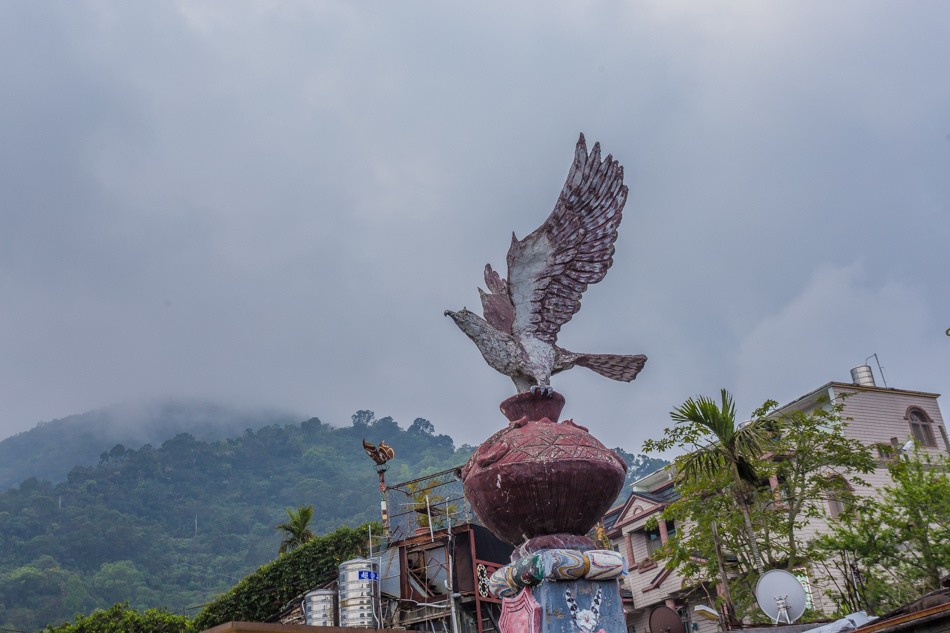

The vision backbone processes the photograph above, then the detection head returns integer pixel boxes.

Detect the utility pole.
[376,464,390,533]
[362,438,395,535]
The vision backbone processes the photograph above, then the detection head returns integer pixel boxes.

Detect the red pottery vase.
[460,391,627,549]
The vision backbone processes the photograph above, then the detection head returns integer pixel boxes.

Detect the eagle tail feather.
[575,353,647,382]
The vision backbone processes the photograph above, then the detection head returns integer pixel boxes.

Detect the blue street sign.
[358,571,379,581]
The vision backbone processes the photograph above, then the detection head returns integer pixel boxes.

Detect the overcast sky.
[1,1,948,454]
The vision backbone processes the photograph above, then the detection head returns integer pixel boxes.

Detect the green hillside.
[0,410,469,632]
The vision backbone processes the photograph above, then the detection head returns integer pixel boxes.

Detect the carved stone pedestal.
[461,392,631,633]
[500,579,625,633]
[488,548,627,633]
[461,391,627,546]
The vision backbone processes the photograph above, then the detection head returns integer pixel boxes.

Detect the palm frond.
[672,389,738,444]
[275,505,315,554]
[681,444,728,479]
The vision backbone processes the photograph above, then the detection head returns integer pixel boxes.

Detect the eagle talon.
[530,385,540,395]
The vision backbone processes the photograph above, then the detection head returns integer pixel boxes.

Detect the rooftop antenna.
[866,354,888,388]
[755,570,807,624]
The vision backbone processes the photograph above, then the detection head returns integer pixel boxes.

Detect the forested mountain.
[0,401,301,490]
[612,448,670,504]
[0,407,667,632]
[0,410,469,631]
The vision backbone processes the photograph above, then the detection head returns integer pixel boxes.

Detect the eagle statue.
[362,438,395,466]
[445,134,647,395]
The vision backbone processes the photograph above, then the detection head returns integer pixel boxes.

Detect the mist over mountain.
[0,400,301,490]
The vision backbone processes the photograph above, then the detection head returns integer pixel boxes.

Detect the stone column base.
[500,579,625,633]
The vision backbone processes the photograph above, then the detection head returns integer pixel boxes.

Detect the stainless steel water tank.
[302,589,337,627]
[850,365,875,387]
[338,557,379,628]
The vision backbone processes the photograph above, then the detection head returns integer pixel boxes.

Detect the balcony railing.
[385,467,482,543]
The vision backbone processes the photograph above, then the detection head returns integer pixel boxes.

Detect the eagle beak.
[444,310,456,318]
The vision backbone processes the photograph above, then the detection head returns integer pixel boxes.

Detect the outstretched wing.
[362,438,379,462]
[507,134,627,345]
[479,264,515,333]
[363,438,394,465]
[377,440,395,463]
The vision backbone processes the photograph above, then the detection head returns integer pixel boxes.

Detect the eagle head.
[443,307,472,319]
[444,308,489,339]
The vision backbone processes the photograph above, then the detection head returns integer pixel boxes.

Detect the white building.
[606,368,949,633]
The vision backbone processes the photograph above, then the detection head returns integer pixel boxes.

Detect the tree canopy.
[812,444,950,614]
[644,393,876,620]
[40,602,188,633]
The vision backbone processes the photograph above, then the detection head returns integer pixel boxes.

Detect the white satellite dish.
[755,570,807,624]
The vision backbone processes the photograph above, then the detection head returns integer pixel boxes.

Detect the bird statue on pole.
[445,134,647,395]
[362,439,395,466]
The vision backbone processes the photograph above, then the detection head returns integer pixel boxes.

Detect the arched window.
[827,475,853,520]
[907,407,937,447]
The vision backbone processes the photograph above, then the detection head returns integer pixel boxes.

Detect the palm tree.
[406,479,443,529]
[671,389,767,573]
[275,505,315,554]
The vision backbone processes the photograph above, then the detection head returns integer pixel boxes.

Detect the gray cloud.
[1,1,948,455]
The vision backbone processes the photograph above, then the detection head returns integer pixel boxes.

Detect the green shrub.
[40,602,188,633]
[190,523,375,631]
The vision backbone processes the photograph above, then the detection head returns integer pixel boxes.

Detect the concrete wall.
[834,385,948,456]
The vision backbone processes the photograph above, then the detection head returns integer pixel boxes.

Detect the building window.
[827,497,846,520]
[645,526,663,557]
[907,408,937,447]
[767,474,791,508]
[826,475,852,520]
[678,606,696,631]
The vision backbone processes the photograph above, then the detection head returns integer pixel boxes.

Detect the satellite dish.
[755,570,807,624]
[650,606,686,633]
